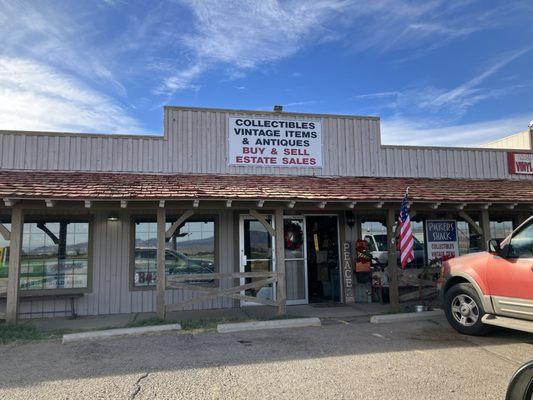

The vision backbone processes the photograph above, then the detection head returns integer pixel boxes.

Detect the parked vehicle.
[364,234,426,268]
[439,216,533,335]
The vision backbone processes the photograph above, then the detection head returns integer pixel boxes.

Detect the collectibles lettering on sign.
[341,241,355,304]
[426,220,459,261]
[508,152,533,175]
[228,116,323,167]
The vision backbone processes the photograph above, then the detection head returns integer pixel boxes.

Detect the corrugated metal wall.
[0,209,236,317]
[0,107,530,180]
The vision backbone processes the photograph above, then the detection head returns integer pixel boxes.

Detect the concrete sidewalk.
[20,303,391,332]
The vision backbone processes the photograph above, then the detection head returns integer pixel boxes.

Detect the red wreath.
[284,222,304,250]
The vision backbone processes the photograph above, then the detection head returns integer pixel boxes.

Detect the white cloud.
[428,47,531,108]
[381,115,531,147]
[158,0,348,94]
[0,1,125,94]
[158,0,506,94]
[352,48,531,121]
[0,57,146,133]
[181,0,345,67]
[157,64,205,94]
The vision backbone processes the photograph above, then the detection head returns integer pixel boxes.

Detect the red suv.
[440,216,533,335]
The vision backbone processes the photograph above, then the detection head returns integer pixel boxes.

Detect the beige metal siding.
[481,130,532,150]
[0,107,531,180]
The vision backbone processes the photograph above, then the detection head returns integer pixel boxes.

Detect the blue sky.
[0,0,532,146]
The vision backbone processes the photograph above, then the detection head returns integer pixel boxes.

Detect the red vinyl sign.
[508,152,533,175]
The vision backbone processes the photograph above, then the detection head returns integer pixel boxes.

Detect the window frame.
[507,220,533,259]
[129,214,219,291]
[17,216,94,297]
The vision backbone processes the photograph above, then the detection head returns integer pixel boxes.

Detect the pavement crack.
[129,372,149,400]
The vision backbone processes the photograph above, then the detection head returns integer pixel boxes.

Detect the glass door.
[239,215,275,306]
[284,217,308,305]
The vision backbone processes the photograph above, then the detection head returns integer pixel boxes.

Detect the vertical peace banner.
[228,116,323,167]
[426,220,459,261]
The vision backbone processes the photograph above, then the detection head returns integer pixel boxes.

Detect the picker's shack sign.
[508,152,533,175]
[426,220,459,261]
[228,116,323,167]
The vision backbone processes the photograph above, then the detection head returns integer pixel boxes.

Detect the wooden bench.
[0,293,83,319]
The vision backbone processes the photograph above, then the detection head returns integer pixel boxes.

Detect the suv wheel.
[444,283,490,336]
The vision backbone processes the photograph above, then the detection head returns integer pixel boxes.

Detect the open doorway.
[305,215,341,303]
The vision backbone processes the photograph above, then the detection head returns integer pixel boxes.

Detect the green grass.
[0,322,63,345]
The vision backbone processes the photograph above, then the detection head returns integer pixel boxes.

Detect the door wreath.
[284,221,304,250]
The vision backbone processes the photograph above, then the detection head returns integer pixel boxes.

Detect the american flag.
[398,187,414,268]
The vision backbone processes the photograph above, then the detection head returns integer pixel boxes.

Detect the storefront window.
[133,219,216,287]
[0,223,10,294]
[362,220,425,267]
[490,220,514,240]
[20,221,90,291]
[457,220,481,255]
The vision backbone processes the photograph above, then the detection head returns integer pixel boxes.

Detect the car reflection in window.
[165,249,215,283]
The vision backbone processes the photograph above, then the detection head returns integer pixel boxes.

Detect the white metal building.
[0,106,532,323]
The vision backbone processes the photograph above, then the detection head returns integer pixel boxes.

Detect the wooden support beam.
[6,207,23,324]
[386,207,400,313]
[156,207,166,319]
[249,210,275,237]
[0,223,10,241]
[458,210,483,235]
[166,210,194,240]
[274,207,286,315]
[480,208,491,251]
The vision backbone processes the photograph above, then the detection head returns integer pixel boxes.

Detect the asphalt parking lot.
[0,315,532,400]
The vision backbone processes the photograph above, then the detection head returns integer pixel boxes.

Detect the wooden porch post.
[6,207,23,324]
[480,208,491,250]
[156,207,166,319]
[386,206,400,313]
[274,207,286,315]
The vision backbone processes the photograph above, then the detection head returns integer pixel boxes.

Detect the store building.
[0,106,532,322]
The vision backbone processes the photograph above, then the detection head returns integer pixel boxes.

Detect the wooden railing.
[164,271,279,311]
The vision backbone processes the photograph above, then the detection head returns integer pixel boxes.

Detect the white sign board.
[228,116,322,167]
[508,152,533,174]
[426,220,459,261]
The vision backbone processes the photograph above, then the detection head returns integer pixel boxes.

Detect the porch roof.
[0,170,531,204]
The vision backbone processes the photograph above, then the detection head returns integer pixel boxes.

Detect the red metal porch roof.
[0,170,531,203]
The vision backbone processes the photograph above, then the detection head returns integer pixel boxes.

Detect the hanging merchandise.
[355,240,372,272]
[313,234,320,252]
[284,221,304,250]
